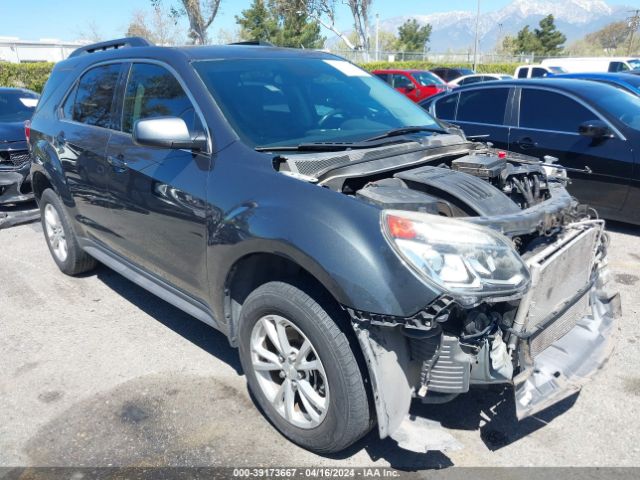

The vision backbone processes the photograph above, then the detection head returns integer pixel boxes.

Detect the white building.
[0,37,88,63]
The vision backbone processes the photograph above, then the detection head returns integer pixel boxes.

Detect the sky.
[0,0,516,42]
[1,0,640,43]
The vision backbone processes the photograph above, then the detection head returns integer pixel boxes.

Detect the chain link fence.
[326,49,569,65]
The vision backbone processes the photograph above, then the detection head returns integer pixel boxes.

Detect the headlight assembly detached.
[382,210,530,304]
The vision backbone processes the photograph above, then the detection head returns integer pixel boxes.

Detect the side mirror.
[133,117,207,151]
[578,120,614,139]
[405,83,416,92]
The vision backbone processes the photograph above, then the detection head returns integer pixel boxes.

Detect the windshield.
[412,72,445,86]
[193,58,442,149]
[0,90,38,123]
[628,59,640,70]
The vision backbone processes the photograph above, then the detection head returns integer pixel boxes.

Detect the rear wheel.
[238,281,372,453]
[40,188,97,275]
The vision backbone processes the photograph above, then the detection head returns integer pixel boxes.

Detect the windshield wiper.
[363,126,447,142]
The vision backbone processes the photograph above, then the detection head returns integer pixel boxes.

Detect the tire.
[40,188,97,275]
[238,281,373,453]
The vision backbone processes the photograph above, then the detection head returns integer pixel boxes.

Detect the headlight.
[382,210,530,304]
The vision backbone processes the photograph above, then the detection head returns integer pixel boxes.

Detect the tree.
[152,0,222,44]
[236,0,278,43]
[396,19,432,52]
[513,25,542,54]
[585,21,630,51]
[302,1,372,52]
[236,0,324,49]
[535,14,566,55]
[509,16,566,56]
[126,6,182,45]
[77,20,104,43]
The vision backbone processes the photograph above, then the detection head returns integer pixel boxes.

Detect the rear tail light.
[24,120,31,143]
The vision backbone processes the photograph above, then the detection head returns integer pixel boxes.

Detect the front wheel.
[238,281,372,453]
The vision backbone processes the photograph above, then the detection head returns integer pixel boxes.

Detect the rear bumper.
[514,280,620,419]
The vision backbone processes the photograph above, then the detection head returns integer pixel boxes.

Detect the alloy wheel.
[250,314,330,429]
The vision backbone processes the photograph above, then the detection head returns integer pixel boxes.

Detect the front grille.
[0,150,30,168]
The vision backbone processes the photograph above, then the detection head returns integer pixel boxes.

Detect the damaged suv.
[29,38,620,453]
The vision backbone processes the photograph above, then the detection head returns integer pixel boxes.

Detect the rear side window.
[460,76,483,85]
[70,64,121,128]
[519,89,594,133]
[122,63,198,134]
[457,88,509,125]
[609,62,629,72]
[517,68,528,79]
[531,68,547,78]
[433,93,458,120]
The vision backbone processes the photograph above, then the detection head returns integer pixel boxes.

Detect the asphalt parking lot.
[1,219,640,470]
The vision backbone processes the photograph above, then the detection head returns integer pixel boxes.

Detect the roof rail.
[69,37,154,58]
[228,40,275,47]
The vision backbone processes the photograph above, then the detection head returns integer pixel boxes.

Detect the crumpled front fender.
[352,322,462,453]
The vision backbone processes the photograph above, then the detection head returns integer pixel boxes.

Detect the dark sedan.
[420,79,640,224]
[0,87,39,206]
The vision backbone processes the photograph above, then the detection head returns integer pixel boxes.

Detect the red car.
[372,69,449,102]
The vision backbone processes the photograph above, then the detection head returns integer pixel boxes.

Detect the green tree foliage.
[236,0,324,48]
[587,21,630,50]
[396,19,432,52]
[509,15,566,55]
[236,0,278,42]
[535,14,566,55]
[0,62,54,93]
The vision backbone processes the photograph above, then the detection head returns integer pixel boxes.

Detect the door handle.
[516,137,538,150]
[107,154,127,173]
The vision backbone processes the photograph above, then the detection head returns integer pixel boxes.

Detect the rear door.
[57,62,124,242]
[509,87,631,213]
[450,87,513,148]
[103,61,211,300]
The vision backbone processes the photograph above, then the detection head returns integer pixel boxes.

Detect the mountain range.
[373,0,632,52]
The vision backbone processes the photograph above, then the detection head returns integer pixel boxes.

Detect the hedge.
[0,62,54,93]
[358,61,518,75]
[0,60,519,94]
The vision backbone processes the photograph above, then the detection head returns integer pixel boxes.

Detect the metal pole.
[473,0,480,71]
[375,13,380,61]
[627,10,640,56]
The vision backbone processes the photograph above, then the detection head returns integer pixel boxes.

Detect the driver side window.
[391,74,411,89]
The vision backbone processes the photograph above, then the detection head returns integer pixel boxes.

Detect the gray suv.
[28,37,620,453]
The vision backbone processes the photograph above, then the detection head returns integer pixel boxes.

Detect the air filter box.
[452,154,506,179]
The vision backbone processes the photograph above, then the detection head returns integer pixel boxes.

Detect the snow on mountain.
[374,0,628,53]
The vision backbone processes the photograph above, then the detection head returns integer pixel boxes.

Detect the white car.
[514,64,567,78]
[449,73,513,87]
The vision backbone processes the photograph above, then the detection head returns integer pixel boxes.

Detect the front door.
[509,87,632,214]
[103,62,211,300]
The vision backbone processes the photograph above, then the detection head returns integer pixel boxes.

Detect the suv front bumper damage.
[351,222,620,453]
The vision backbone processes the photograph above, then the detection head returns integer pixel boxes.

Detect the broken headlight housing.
[382,210,530,305]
